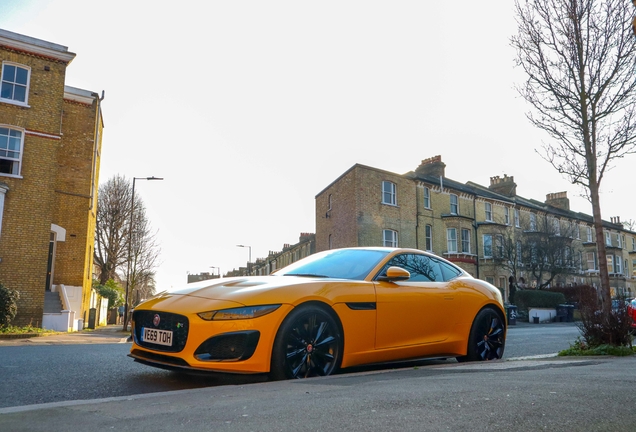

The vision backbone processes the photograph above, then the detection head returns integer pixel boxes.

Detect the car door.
[374,253,460,349]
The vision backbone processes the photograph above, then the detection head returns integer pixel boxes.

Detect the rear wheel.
[458,307,505,362]
[270,305,343,380]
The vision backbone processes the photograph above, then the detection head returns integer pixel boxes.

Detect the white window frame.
[1,62,30,106]
[616,256,623,274]
[483,234,493,258]
[530,213,537,231]
[605,232,612,247]
[587,226,593,243]
[495,234,504,258]
[575,223,581,239]
[586,251,596,271]
[425,224,432,252]
[450,194,458,215]
[504,207,510,225]
[423,187,431,209]
[383,229,398,247]
[485,202,493,222]
[447,228,457,253]
[0,125,24,177]
[461,228,471,254]
[607,255,614,274]
[514,209,520,228]
[382,181,397,206]
[617,234,623,249]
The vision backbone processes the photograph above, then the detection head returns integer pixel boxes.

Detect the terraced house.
[316,156,636,302]
[0,29,104,329]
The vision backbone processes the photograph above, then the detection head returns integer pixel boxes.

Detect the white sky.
[1,1,633,292]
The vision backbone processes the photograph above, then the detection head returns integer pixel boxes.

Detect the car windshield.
[275,249,389,280]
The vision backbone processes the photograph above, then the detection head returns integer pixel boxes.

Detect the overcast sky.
[2,1,633,292]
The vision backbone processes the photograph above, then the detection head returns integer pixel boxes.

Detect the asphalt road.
[0,322,582,410]
[2,355,634,431]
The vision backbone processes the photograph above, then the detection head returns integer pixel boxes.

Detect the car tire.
[457,307,505,362]
[270,304,343,380]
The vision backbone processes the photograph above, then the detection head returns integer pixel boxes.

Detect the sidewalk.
[0,324,131,346]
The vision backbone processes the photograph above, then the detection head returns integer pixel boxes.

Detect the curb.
[0,332,41,340]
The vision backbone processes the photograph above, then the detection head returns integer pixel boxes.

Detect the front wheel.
[458,307,505,362]
[270,305,343,380]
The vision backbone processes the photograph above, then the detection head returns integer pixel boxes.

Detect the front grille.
[133,310,189,352]
[194,331,260,361]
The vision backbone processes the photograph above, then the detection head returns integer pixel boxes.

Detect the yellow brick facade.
[0,29,103,327]
[315,156,636,302]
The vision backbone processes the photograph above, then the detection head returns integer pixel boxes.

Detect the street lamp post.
[236,244,252,276]
[123,176,163,331]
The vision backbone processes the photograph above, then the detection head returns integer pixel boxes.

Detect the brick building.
[316,156,636,301]
[0,29,104,329]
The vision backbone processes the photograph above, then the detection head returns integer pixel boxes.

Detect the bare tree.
[94,175,130,285]
[94,175,161,329]
[512,0,636,315]
[125,203,160,307]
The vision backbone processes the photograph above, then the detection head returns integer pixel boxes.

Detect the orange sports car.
[129,247,506,379]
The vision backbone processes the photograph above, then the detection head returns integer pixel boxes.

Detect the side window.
[0,126,23,176]
[485,202,493,221]
[384,253,442,282]
[382,181,396,206]
[423,186,431,209]
[383,229,398,247]
[1,63,30,104]
[450,194,458,214]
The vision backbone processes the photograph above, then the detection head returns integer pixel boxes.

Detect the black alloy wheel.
[270,305,343,380]
[461,307,506,362]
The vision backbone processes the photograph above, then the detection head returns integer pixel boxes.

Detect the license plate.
[142,327,173,346]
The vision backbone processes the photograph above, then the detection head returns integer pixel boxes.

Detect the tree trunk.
[590,182,611,315]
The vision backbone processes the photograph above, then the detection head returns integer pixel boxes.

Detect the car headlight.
[197,304,281,321]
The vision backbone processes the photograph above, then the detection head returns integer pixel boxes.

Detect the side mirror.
[377,266,411,282]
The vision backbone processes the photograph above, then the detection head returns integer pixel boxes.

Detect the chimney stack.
[489,174,517,197]
[414,155,446,178]
[545,192,570,211]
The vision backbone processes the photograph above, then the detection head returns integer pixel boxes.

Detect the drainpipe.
[473,195,480,279]
[89,90,105,210]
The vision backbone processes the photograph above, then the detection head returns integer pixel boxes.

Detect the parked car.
[628,299,636,333]
[129,247,506,379]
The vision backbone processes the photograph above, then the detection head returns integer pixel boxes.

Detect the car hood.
[145,275,350,308]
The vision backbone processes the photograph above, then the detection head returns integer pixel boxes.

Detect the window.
[605,232,612,247]
[504,207,510,225]
[586,252,596,271]
[0,127,23,176]
[616,256,623,275]
[587,226,593,242]
[383,254,461,282]
[382,181,396,206]
[1,63,30,104]
[485,202,493,221]
[461,228,471,254]
[607,255,614,274]
[633,259,636,277]
[450,194,458,215]
[447,228,457,253]
[328,194,332,211]
[423,187,430,209]
[483,234,493,258]
[551,217,560,236]
[495,234,504,258]
[514,209,520,227]
[516,241,522,265]
[530,213,537,231]
[425,225,432,251]
[633,237,636,251]
[575,223,580,239]
[617,234,623,249]
[383,229,398,247]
